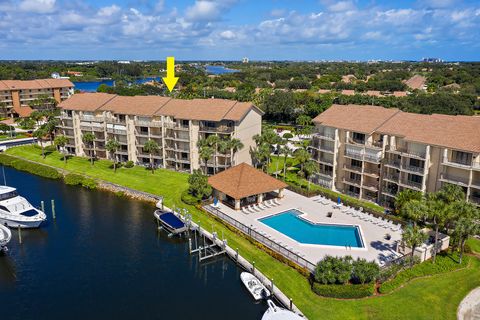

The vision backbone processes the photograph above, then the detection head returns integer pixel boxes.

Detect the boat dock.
[164,207,304,318]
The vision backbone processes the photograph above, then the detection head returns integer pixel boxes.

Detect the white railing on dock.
[203,205,316,273]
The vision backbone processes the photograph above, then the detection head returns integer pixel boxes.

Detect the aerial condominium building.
[311,104,480,207]
[57,93,262,174]
[0,79,74,117]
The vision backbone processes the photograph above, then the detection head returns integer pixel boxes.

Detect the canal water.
[0,167,266,319]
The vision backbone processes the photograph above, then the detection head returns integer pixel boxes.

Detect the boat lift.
[188,225,227,262]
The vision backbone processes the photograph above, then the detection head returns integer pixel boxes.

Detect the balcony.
[106,118,126,125]
[363,153,382,163]
[343,177,362,187]
[344,164,362,173]
[363,182,379,191]
[199,124,234,133]
[387,146,426,159]
[401,164,425,174]
[106,128,127,135]
[469,195,480,206]
[164,122,189,130]
[384,159,401,169]
[344,151,363,161]
[399,179,423,190]
[314,131,335,141]
[80,125,104,132]
[313,175,333,188]
[383,174,400,182]
[442,156,480,171]
[439,173,470,187]
[135,120,162,127]
[382,188,398,198]
[345,191,360,198]
[80,115,104,122]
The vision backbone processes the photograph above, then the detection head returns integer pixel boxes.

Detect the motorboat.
[0,224,11,252]
[0,186,47,228]
[153,209,187,236]
[262,300,304,320]
[240,272,271,301]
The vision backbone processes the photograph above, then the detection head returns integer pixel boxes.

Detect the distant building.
[310,104,480,207]
[0,79,74,118]
[118,60,131,64]
[242,57,249,64]
[422,58,443,63]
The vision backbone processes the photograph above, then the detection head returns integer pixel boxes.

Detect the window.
[451,151,472,165]
[350,172,361,181]
[0,205,9,212]
[0,191,18,201]
[408,174,422,184]
[409,158,424,168]
[352,132,365,143]
[182,120,189,127]
[351,159,362,168]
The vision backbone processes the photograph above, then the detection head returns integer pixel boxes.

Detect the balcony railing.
[363,183,379,191]
[440,173,470,186]
[314,176,333,188]
[383,174,400,182]
[106,118,126,125]
[343,177,362,186]
[345,151,363,161]
[345,191,360,198]
[135,120,162,127]
[402,164,425,174]
[106,128,127,135]
[384,160,401,168]
[199,125,234,133]
[314,131,335,141]
[80,115,105,122]
[443,156,480,170]
[363,153,382,163]
[400,179,423,190]
[344,164,362,173]
[164,122,189,130]
[387,146,426,159]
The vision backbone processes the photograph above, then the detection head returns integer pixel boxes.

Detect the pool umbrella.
[337,196,341,204]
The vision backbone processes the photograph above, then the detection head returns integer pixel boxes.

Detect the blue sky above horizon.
[0,0,479,61]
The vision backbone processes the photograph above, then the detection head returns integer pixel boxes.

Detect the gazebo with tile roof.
[208,163,288,210]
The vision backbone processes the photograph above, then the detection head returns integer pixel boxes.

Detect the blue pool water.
[259,210,363,248]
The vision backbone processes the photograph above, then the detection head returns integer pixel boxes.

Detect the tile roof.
[313,104,400,134]
[208,163,288,200]
[393,91,408,97]
[99,96,171,116]
[404,75,426,90]
[341,89,356,96]
[59,92,117,111]
[58,93,260,122]
[0,78,74,90]
[13,105,34,117]
[365,90,382,97]
[377,112,480,153]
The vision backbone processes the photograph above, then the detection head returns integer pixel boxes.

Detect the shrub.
[188,170,212,199]
[64,173,84,186]
[315,256,353,285]
[0,154,61,179]
[181,190,200,205]
[124,161,134,168]
[282,132,294,139]
[81,178,97,189]
[351,258,380,284]
[312,282,375,299]
[379,253,469,294]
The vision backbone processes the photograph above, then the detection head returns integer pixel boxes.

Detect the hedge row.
[379,253,469,294]
[312,282,375,299]
[0,154,62,179]
[63,173,97,189]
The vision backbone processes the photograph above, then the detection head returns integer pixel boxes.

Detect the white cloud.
[185,0,221,22]
[98,5,121,17]
[321,0,356,12]
[219,30,235,39]
[19,0,55,13]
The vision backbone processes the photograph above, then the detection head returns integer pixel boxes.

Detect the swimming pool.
[259,209,364,248]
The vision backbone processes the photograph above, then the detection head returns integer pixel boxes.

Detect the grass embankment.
[466,237,480,254]
[6,145,480,320]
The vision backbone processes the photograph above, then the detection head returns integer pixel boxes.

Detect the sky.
[0,0,479,61]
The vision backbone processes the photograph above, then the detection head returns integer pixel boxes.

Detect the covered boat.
[0,186,46,228]
[153,210,187,235]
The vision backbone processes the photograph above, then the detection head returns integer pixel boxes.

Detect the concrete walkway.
[458,287,480,320]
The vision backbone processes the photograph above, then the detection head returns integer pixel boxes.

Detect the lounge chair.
[273,198,281,205]
[241,207,250,215]
[252,205,261,212]
[247,206,256,214]
[321,200,330,205]
[258,203,267,210]
[342,206,351,213]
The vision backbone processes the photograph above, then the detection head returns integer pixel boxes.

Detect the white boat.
[262,300,304,320]
[0,224,11,252]
[0,186,47,228]
[240,272,271,301]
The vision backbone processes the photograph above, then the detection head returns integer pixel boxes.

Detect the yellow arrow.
[162,56,179,92]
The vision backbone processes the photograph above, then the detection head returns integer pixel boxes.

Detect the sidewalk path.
[458,287,480,320]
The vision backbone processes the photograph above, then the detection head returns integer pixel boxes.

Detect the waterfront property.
[310,104,480,207]
[208,163,287,209]
[0,78,74,118]
[206,164,402,267]
[56,93,262,173]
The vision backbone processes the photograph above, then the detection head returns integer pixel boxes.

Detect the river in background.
[73,77,161,92]
[205,65,240,75]
[0,167,266,319]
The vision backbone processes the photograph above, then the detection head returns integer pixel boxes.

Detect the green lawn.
[0,134,28,141]
[7,145,480,320]
[467,237,480,254]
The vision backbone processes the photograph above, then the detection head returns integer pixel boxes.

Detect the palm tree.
[400,199,428,226]
[395,189,423,213]
[425,194,448,263]
[436,183,465,204]
[106,139,121,172]
[294,148,311,176]
[43,117,59,143]
[454,216,479,264]
[206,135,221,174]
[143,139,160,174]
[54,135,69,164]
[402,225,428,266]
[199,145,214,174]
[228,138,244,166]
[279,144,292,179]
[82,132,96,166]
[32,127,47,159]
[304,160,319,194]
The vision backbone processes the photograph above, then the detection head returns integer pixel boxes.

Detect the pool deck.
[211,190,402,265]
